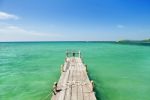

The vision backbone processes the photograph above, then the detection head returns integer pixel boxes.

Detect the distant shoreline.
[0,39,149,43]
[0,41,149,46]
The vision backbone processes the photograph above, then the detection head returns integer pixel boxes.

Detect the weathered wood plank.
[71,58,78,100]
[64,63,73,100]
[77,62,84,100]
[57,70,70,100]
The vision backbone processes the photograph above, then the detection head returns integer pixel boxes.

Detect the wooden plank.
[57,72,65,89]
[64,57,73,100]
[57,70,70,100]
[71,58,78,100]
[64,83,71,100]
[81,69,90,100]
[63,59,70,71]
[77,62,84,100]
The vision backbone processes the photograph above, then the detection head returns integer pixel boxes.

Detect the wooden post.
[73,52,75,57]
[84,64,87,72]
[61,64,64,73]
[52,82,57,95]
[91,80,94,91]
[79,50,81,58]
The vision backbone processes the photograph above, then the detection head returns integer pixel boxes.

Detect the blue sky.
[0,0,150,41]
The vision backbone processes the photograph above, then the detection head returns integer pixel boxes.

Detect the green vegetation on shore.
[117,38,150,43]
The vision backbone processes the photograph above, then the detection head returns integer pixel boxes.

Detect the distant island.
[117,38,150,43]
[142,38,150,42]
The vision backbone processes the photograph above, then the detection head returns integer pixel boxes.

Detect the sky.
[0,0,150,41]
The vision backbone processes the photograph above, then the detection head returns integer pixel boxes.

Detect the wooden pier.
[51,51,96,100]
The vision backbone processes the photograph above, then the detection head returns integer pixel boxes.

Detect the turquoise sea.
[0,42,150,100]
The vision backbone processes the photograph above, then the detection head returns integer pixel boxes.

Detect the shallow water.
[0,42,150,100]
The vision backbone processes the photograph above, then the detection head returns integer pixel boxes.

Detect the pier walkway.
[51,51,96,100]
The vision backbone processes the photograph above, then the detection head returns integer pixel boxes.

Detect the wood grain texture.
[51,57,96,100]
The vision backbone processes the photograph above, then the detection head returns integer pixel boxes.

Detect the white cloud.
[117,24,125,29]
[0,11,19,20]
[0,25,61,41]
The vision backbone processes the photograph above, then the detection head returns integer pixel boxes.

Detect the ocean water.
[0,42,150,100]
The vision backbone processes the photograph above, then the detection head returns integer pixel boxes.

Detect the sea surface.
[0,42,150,100]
